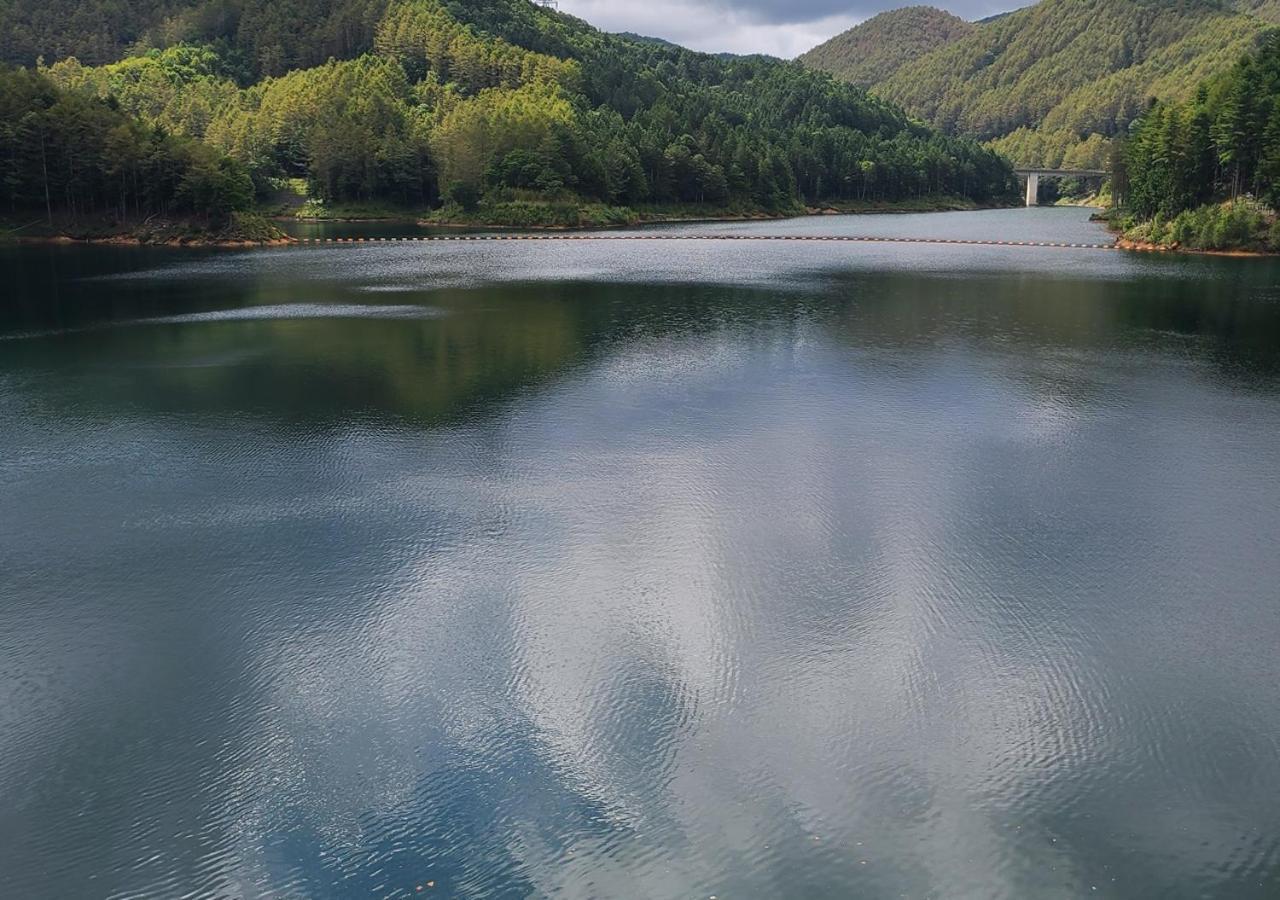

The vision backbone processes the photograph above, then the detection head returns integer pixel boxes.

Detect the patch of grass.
[226,211,286,242]
[805,194,988,214]
[256,178,311,216]
[422,195,998,229]
[425,200,634,228]
[279,191,991,230]
[291,198,419,220]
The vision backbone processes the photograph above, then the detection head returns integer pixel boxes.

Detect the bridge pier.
[1015,168,1106,208]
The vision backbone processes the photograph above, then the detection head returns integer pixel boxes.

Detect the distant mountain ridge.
[798,6,973,89]
[800,0,1280,168]
[614,32,679,49]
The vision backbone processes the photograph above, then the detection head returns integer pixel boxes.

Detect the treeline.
[3,0,1017,226]
[0,66,252,224]
[1116,35,1280,250]
[1124,34,1280,216]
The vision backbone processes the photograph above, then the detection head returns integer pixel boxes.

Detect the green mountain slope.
[802,0,1280,168]
[798,6,974,89]
[0,0,390,74]
[613,33,681,49]
[0,0,1017,231]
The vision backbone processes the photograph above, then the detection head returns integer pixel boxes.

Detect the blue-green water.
[2,209,1279,898]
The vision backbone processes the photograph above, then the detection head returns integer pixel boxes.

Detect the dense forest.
[1116,34,1280,250]
[0,0,1017,234]
[0,66,258,230]
[798,6,973,90]
[801,0,1280,170]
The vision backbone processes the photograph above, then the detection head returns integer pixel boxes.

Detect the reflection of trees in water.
[818,269,1280,386]
[7,259,1280,427]
[5,276,816,426]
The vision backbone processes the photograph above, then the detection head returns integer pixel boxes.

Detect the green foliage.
[44,46,240,138]
[429,198,636,228]
[294,199,322,218]
[443,180,481,211]
[0,65,251,224]
[226,209,281,240]
[201,54,436,203]
[1115,37,1280,252]
[429,82,574,190]
[374,0,576,92]
[798,6,974,90]
[1125,36,1280,222]
[0,0,388,76]
[1125,198,1274,250]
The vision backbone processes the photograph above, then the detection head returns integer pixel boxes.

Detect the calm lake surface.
[3,208,1279,898]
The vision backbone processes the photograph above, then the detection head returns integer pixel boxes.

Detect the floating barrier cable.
[288,234,1127,250]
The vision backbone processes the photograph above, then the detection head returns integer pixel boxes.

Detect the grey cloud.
[558,0,1026,58]
[684,0,1020,26]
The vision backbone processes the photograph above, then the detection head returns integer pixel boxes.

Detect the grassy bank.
[6,194,1011,245]
[3,211,288,246]
[805,194,989,215]
[284,194,997,229]
[1102,200,1280,255]
[421,200,801,228]
[1053,190,1110,209]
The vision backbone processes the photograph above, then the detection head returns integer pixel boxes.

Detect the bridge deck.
[1014,168,1107,178]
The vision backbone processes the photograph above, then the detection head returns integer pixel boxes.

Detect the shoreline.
[5,199,1012,247]
[3,211,291,248]
[1111,235,1279,259]
[285,203,995,227]
[22,204,1251,254]
[406,197,999,230]
[11,233,295,248]
[1096,209,1280,258]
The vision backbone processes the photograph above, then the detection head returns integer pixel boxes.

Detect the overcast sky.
[555,0,1025,58]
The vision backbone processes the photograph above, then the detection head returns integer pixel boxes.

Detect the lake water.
[3,208,1279,898]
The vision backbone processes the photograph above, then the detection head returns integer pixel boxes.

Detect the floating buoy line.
[287,233,1129,250]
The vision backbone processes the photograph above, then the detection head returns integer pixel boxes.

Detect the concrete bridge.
[1016,168,1108,207]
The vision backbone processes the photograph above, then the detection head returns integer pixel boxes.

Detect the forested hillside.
[1115,34,1280,251]
[798,6,973,90]
[802,0,1280,169]
[0,0,1016,234]
[0,0,390,75]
